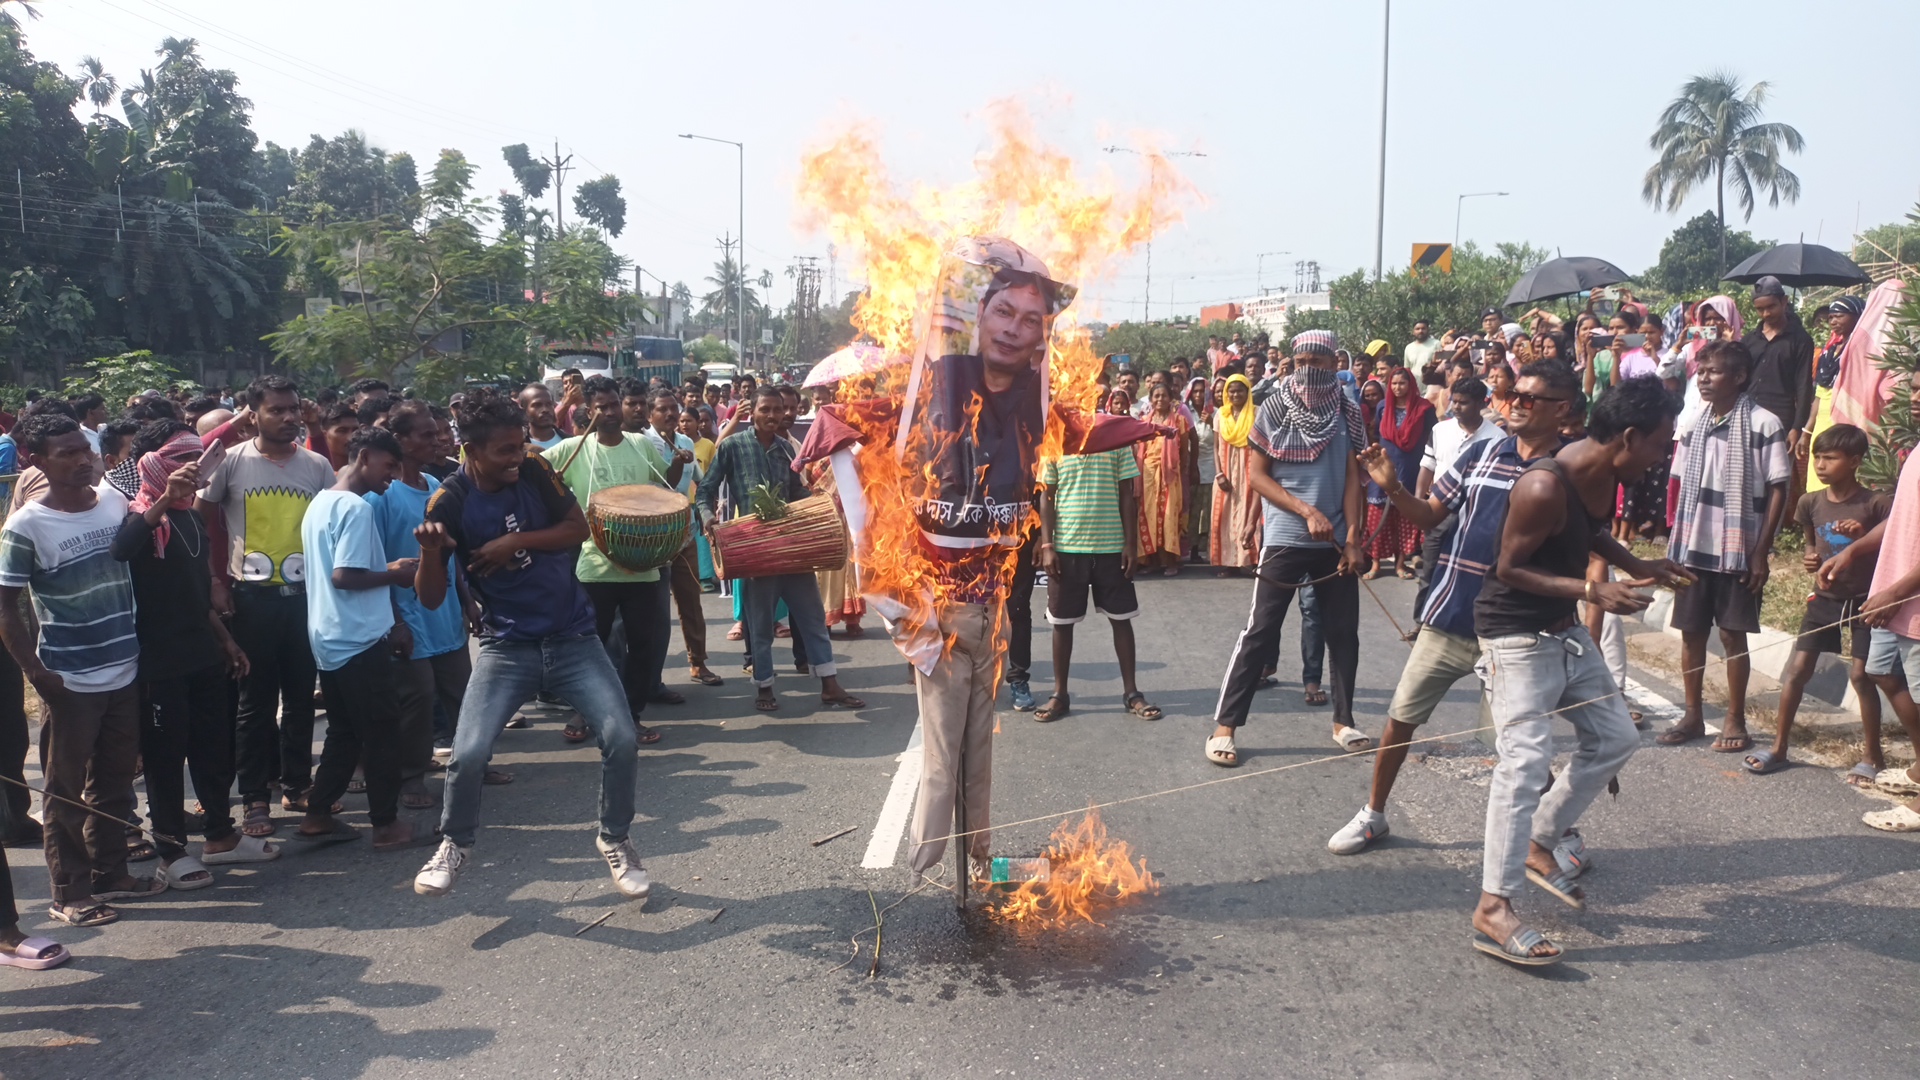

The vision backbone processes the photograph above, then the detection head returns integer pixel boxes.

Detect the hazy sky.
[20,0,1920,324]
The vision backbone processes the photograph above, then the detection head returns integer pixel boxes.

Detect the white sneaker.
[595,835,651,899]
[1327,807,1389,855]
[414,837,470,897]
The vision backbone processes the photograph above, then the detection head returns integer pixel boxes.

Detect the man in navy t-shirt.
[407,388,650,902]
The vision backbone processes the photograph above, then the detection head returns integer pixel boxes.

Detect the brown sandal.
[241,802,276,838]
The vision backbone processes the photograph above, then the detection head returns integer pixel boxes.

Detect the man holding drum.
[696,386,866,714]
[543,376,687,746]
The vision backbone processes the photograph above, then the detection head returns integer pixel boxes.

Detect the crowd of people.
[0,267,1914,973]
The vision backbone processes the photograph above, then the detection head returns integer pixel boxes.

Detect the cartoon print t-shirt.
[199,440,336,585]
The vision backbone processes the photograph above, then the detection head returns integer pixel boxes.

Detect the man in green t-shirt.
[1033,446,1163,723]
[543,376,685,745]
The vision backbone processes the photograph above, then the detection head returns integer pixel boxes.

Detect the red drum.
[711,494,850,579]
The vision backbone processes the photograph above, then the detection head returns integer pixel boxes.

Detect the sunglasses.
[1511,391,1570,411]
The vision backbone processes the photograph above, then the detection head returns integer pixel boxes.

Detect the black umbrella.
[1723,243,1870,288]
[1501,256,1633,308]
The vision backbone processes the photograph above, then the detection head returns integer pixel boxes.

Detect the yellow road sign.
[1412,243,1453,273]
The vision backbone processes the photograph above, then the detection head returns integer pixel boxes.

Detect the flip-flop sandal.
[1204,735,1240,767]
[1303,688,1329,707]
[1656,725,1706,746]
[241,802,276,838]
[1033,695,1070,722]
[483,769,515,784]
[725,624,746,641]
[201,835,279,864]
[291,823,360,845]
[126,837,157,863]
[1744,750,1789,774]
[1526,866,1586,909]
[754,694,781,712]
[157,855,214,891]
[820,694,867,709]
[1472,927,1561,967]
[281,792,343,813]
[1711,733,1753,753]
[345,777,368,794]
[94,875,167,901]
[562,724,591,743]
[401,790,440,809]
[1333,726,1373,752]
[1123,692,1163,721]
[48,902,118,928]
[1844,762,1881,788]
[690,669,725,686]
[0,937,71,970]
[370,825,419,852]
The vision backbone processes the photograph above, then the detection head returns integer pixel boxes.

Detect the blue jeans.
[438,633,637,847]
[743,573,835,688]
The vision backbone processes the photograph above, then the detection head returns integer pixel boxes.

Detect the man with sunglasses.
[1330,360,1678,858]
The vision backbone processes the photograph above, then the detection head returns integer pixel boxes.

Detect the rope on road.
[916,588,1919,849]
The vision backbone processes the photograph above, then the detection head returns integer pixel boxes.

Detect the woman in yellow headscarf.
[1210,374,1261,575]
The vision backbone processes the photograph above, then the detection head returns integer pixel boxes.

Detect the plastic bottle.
[988,856,1052,885]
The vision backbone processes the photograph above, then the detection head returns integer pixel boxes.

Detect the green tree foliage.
[501,143,550,199]
[684,336,736,368]
[1092,320,1255,372]
[571,175,625,237]
[281,130,420,224]
[266,151,639,400]
[1283,242,1552,350]
[1855,217,1920,271]
[1859,204,1920,493]
[59,349,190,405]
[1642,72,1804,275]
[1646,211,1769,297]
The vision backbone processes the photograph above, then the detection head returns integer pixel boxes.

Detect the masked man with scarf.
[1204,330,1370,768]
[111,423,266,889]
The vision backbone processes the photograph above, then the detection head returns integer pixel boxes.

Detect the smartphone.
[1470,345,1487,363]
[1590,333,1615,350]
[195,440,226,477]
[1622,333,1647,349]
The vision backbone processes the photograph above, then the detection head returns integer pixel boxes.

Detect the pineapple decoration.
[747,483,791,524]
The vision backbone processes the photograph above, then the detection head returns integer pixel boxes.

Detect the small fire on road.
[989,810,1157,927]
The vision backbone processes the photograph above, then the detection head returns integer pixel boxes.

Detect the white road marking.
[860,718,923,869]
[1625,676,1719,736]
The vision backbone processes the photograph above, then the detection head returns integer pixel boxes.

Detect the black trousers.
[231,588,317,803]
[1004,532,1039,683]
[0,648,29,835]
[585,579,672,716]
[142,662,237,858]
[311,643,403,828]
[1412,511,1456,621]
[1213,546,1360,729]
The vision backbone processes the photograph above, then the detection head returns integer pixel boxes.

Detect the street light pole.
[681,133,745,368]
[1105,145,1204,322]
[1372,0,1390,281]
[1454,191,1510,250]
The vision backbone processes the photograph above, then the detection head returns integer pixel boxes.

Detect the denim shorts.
[1864,627,1920,685]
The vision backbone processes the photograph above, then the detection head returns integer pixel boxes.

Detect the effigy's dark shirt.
[914,355,1045,547]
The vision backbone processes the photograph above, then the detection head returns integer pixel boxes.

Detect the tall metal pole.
[1454,191,1510,250]
[1372,0,1390,281]
[681,133,747,367]
[1104,145,1204,323]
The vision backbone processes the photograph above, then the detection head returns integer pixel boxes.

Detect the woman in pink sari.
[1134,381,1197,576]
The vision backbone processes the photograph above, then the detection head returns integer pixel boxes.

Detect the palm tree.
[0,1,40,30]
[76,55,116,121]
[1642,72,1805,275]
[157,36,200,66]
[701,256,759,337]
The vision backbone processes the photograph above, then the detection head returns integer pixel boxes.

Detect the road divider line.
[861,718,923,869]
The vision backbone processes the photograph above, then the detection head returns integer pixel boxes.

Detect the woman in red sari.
[1134,381,1197,576]
[1364,367,1434,579]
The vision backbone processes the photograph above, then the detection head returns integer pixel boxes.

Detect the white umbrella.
[803,343,899,388]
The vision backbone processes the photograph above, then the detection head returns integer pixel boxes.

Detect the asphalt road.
[3,575,1916,1079]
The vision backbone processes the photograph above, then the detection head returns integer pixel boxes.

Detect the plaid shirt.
[1668,404,1792,572]
[696,430,804,522]
[1420,435,1556,641]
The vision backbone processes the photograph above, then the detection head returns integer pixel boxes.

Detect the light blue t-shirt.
[1260,423,1352,551]
[367,475,464,660]
[301,488,393,672]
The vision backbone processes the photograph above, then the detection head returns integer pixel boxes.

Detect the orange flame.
[989,810,1157,927]
[795,102,1196,648]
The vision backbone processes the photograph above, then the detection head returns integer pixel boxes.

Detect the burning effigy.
[793,104,1188,918]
